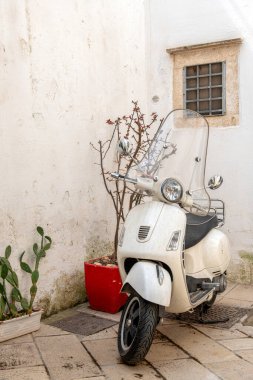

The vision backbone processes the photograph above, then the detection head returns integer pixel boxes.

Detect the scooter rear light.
[166,230,181,251]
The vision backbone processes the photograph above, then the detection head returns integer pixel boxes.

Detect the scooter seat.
[185,213,218,249]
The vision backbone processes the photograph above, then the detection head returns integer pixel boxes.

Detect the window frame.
[183,61,226,116]
[167,38,242,127]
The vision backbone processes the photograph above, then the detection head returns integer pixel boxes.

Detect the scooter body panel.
[118,200,230,313]
[118,201,191,312]
[118,201,186,279]
[122,261,172,306]
[185,229,230,278]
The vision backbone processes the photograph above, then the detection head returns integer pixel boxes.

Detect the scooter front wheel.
[118,293,159,365]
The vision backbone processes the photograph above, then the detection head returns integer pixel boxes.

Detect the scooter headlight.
[161,178,183,203]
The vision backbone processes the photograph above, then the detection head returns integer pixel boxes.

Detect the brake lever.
[111,172,125,179]
[110,172,137,184]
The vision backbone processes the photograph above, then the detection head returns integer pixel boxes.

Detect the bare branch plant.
[90,101,163,263]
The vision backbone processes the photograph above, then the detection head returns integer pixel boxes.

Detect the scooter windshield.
[136,109,210,215]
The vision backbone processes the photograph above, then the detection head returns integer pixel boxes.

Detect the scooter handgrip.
[111,172,125,180]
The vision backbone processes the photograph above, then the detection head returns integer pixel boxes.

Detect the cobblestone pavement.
[0,283,253,380]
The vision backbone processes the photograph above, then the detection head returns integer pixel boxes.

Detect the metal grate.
[138,225,150,240]
[164,304,249,329]
[183,62,226,116]
[50,312,117,336]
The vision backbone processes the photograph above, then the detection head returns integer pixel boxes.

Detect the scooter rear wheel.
[118,293,158,365]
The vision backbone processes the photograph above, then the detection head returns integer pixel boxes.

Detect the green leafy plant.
[0,226,52,321]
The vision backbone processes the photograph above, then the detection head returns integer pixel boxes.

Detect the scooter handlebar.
[111,172,125,180]
[110,172,137,184]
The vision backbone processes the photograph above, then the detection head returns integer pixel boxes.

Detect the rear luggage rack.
[210,199,225,226]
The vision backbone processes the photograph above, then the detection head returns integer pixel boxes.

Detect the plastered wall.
[1,0,253,316]
[0,0,147,313]
[147,0,253,283]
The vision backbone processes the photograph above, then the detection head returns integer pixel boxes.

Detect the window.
[183,62,226,116]
[167,38,241,127]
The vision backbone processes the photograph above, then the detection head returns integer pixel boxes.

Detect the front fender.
[122,261,172,307]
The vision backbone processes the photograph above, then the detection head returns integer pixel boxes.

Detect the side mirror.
[116,137,132,156]
[208,175,223,190]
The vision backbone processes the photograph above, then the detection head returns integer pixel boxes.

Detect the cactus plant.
[0,226,52,321]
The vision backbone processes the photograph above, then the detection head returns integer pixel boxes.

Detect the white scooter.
[111,109,230,365]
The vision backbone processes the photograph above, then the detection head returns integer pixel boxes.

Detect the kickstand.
[199,304,229,324]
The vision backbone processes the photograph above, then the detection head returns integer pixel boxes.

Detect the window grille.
[183,62,226,116]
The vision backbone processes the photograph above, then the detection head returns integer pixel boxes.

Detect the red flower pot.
[84,260,128,314]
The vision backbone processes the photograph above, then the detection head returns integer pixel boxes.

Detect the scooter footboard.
[121,261,172,307]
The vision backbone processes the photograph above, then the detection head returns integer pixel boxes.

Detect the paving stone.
[102,362,162,379]
[83,338,121,366]
[219,282,237,297]
[0,366,49,380]
[0,342,42,369]
[245,309,253,326]
[153,330,174,344]
[152,358,219,379]
[0,333,33,345]
[80,326,117,341]
[158,324,236,363]
[225,285,253,302]
[235,324,253,337]
[160,318,185,325]
[207,359,253,380]
[73,377,105,380]
[193,325,246,340]
[146,341,188,362]
[235,349,253,364]
[43,306,82,325]
[217,297,253,308]
[33,323,70,337]
[77,303,121,322]
[219,337,253,351]
[35,334,101,379]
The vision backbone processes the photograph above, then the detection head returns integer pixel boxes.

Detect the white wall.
[1,0,252,312]
[147,0,253,280]
[0,0,147,312]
